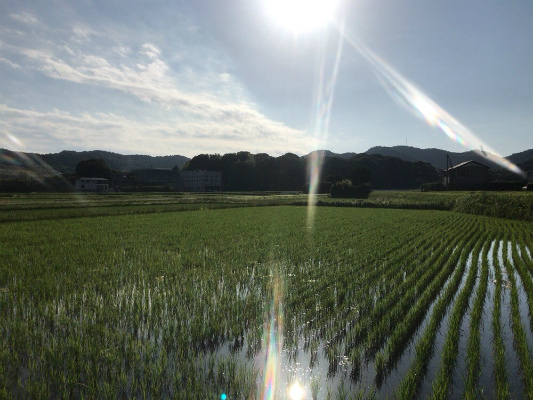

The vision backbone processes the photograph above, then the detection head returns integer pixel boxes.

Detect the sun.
[264,0,338,32]
[288,381,306,400]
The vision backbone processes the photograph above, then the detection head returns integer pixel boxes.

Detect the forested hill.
[508,149,533,171]
[0,149,190,173]
[3,146,530,175]
[365,145,533,171]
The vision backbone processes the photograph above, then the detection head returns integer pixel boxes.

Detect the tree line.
[181,151,441,192]
[0,151,442,193]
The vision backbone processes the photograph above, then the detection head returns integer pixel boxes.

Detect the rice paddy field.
[1,194,533,399]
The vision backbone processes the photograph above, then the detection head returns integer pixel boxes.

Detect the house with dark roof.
[444,160,490,187]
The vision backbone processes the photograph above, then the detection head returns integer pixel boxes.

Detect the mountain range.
[306,146,533,173]
[0,149,189,175]
[1,146,532,176]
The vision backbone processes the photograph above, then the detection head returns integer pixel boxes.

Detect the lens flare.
[307,22,345,230]
[260,270,284,400]
[306,150,324,229]
[0,147,73,189]
[336,26,524,177]
[6,133,24,148]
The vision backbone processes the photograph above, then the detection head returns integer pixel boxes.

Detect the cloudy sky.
[1,0,531,158]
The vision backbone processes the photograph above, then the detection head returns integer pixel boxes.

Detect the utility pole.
[445,154,454,188]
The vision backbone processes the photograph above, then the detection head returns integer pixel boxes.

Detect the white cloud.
[0,104,312,157]
[9,12,39,25]
[0,57,21,69]
[14,39,300,140]
[70,25,101,43]
[113,45,131,57]
[219,73,231,82]
[0,6,317,157]
[140,43,161,60]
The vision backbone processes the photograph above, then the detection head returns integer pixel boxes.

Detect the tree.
[182,154,222,171]
[75,159,111,179]
[350,165,372,186]
[274,153,305,191]
[323,174,343,184]
[330,179,372,199]
[127,173,140,189]
[322,156,349,178]
[227,161,254,190]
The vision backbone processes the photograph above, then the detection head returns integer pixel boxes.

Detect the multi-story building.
[179,170,221,192]
[75,177,109,191]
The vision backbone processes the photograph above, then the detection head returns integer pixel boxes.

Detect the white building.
[75,177,109,191]
[180,170,221,192]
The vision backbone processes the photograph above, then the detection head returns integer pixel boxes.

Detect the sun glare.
[288,381,305,400]
[265,0,338,32]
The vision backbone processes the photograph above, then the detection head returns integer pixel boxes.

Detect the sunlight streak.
[0,147,71,190]
[6,133,24,148]
[306,22,345,230]
[336,27,525,177]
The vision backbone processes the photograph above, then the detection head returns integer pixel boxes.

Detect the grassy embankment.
[1,190,532,222]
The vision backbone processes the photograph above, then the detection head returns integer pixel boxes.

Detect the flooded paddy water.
[206,238,533,399]
[210,238,532,399]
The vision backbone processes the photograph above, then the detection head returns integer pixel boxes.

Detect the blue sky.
[1,0,531,158]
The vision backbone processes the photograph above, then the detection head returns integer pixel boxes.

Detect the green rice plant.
[374,221,480,378]
[1,205,533,397]
[503,239,533,398]
[511,242,533,333]
[300,213,457,358]
[346,215,472,356]
[429,238,483,399]
[310,376,320,400]
[463,241,489,399]
[492,239,510,399]
[327,222,448,354]
[397,234,483,399]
